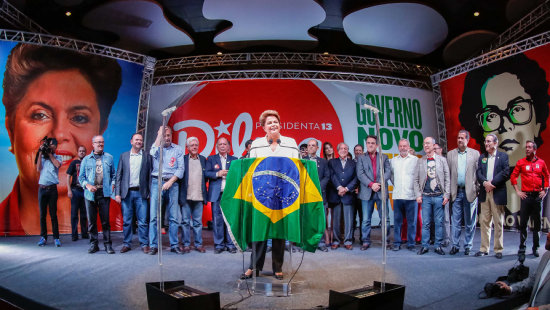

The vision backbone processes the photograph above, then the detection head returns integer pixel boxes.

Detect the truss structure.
[483,0,550,54]
[0,0,48,34]
[154,52,435,77]
[154,69,431,89]
[136,57,156,144]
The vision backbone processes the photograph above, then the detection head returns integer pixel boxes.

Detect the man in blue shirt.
[37,138,62,247]
[78,135,116,254]
[148,126,184,255]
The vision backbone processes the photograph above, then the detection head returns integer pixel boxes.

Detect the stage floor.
[0,228,541,309]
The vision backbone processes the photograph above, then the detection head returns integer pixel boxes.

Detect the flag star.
[214,120,232,137]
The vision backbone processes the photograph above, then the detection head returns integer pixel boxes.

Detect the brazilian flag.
[220,157,325,253]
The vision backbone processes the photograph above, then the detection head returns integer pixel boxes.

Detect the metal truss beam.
[153,69,431,89]
[136,57,156,145]
[155,52,435,77]
[0,0,48,34]
[483,0,550,53]
[0,29,149,65]
[431,30,550,84]
[431,83,447,152]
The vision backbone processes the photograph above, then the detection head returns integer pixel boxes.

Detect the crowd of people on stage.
[36,124,549,262]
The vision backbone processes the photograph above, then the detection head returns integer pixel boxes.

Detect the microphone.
[161,106,177,116]
[363,101,379,113]
[268,139,281,144]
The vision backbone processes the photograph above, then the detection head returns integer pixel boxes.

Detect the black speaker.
[329,281,405,310]
[146,281,220,310]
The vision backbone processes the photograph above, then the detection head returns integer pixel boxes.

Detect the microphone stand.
[363,102,387,292]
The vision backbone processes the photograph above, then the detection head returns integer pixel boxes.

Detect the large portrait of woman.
[0,42,143,235]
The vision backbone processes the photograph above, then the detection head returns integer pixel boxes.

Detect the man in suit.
[415,137,450,255]
[475,133,510,259]
[328,142,357,250]
[115,133,152,254]
[179,137,208,253]
[352,144,364,244]
[448,130,480,256]
[206,137,238,254]
[497,232,550,309]
[304,139,331,252]
[148,126,185,255]
[357,135,391,251]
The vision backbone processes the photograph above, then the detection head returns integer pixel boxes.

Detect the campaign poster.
[439,43,550,229]
[148,79,437,225]
[0,41,144,236]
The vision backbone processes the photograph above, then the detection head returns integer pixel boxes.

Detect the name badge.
[482,158,487,164]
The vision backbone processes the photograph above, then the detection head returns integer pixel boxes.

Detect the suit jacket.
[414,154,450,199]
[447,147,480,203]
[304,156,330,201]
[511,251,550,308]
[327,158,357,205]
[205,153,237,202]
[179,154,207,205]
[476,151,510,205]
[356,152,391,201]
[115,150,153,200]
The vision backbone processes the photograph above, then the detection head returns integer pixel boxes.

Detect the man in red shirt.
[511,140,550,257]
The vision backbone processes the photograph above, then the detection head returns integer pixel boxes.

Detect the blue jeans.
[211,200,235,250]
[361,198,390,245]
[181,200,203,247]
[122,190,148,248]
[332,202,354,245]
[393,199,416,247]
[421,195,444,248]
[451,188,477,250]
[149,179,180,248]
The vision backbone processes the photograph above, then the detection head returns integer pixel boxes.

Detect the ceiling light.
[323,52,329,55]
[216,51,223,55]
[65,11,72,16]
[473,11,480,17]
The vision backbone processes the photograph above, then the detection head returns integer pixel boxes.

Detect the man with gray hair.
[415,136,450,255]
[391,138,418,251]
[179,137,208,253]
[447,130,480,256]
[475,133,510,258]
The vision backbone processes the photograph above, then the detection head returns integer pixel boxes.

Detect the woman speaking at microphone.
[240,109,299,280]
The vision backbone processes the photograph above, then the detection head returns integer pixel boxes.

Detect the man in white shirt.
[391,138,418,251]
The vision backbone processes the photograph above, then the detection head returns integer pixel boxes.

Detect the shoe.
[161,227,167,235]
[331,244,340,250]
[142,246,150,254]
[81,234,89,239]
[417,247,429,255]
[214,248,224,254]
[464,248,470,256]
[318,245,328,252]
[195,246,205,253]
[181,246,191,253]
[54,239,61,247]
[228,248,237,254]
[148,247,158,255]
[495,252,503,259]
[407,245,415,251]
[240,269,260,279]
[360,244,370,251]
[37,237,46,246]
[88,244,99,254]
[105,244,115,254]
[533,249,540,257]
[345,245,353,250]
[120,246,131,253]
[434,247,445,255]
[475,251,488,257]
[266,246,272,252]
[274,273,284,280]
[72,236,78,242]
[449,246,459,255]
[392,245,400,251]
[171,247,183,254]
